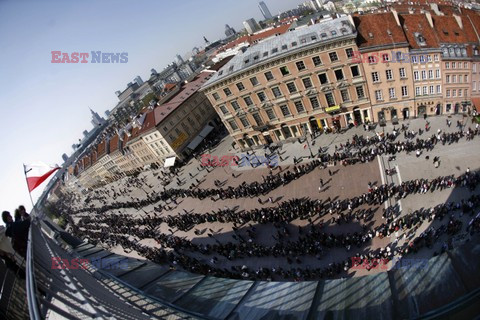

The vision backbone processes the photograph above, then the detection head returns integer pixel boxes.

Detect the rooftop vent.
[368,32,374,39]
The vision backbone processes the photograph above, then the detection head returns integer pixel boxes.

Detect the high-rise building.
[134,76,144,86]
[259,1,273,20]
[225,24,236,37]
[90,108,106,127]
[243,18,260,34]
[62,153,69,162]
[175,54,184,65]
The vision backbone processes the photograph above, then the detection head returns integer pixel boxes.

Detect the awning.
[471,98,480,108]
[198,125,214,138]
[186,135,204,150]
[164,157,176,168]
[325,105,341,113]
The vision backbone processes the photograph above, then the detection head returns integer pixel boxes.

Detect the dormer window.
[368,32,374,39]
[340,28,347,34]
[331,31,336,36]
[442,29,449,35]
[244,59,250,64]
[281,44,288,50]
[272,48,278,54]
[292,41,297,47]
[473,47,479,55]
[263,51,268,57]
[387,29,392,36]
[321,33,327,38]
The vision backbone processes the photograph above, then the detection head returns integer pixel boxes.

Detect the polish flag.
[24,163,60,192]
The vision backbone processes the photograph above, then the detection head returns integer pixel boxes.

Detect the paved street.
[70,114,480,279]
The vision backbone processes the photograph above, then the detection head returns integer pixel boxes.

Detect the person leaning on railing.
[2,210,30,258]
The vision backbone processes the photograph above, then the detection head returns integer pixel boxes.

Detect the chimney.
[391,9,401,27]
[425,11,434,28]
[453,14,463,29]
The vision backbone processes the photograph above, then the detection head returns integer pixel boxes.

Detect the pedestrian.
[320,178,324,187]
[328,169,332,176]
[318,185,322,193]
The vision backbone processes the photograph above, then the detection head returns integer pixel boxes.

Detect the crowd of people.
[57,117,480,281]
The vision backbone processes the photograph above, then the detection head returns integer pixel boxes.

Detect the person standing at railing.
[2,210,30,258]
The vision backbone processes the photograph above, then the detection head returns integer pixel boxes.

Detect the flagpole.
[23,164,37,213]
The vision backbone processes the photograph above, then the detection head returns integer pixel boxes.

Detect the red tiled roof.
[431,15,467,44]
[354,13,408,49]
[109,134,120,153]
[90,151,97,163]
[153,72,213,126]
[97,140,106,157]
[209,56,235,71]
[164,83,177,91]
[219,24,291,51]
[400,14,439,49]
[138,110,156,135]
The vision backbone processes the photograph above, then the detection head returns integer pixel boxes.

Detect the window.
[368,56,377,64]
[257,91,267,102]
[272,86,282,98]
[435,69,440,78]
[452,75,456,83]
[264,71,274,81]
[252,113,263,126]
[414,71,419,81]
[310,96,320,109]
[345,48,354,58]
[219,105,229,114]
[436,85,441,93]
[231,100,240,110]
[428,70,433,79]
[250,77,259,86]
[458,89,462,97]
[240,117,250,127]
[465,75,468,82]
[334,69,344,81]
[382,53,390,62]
[312,56,322,66]
[325,92,335,107]
[429,85,434,94]
[434,54,439,61]
[474,81,477,91]
[266,109,276,120]
[350,65,360,77]
[329,51,338,62]
[286,82,297,94]
[452,89,456,97]
[389,88,396,99]
[224,88,232,96]
[280,66,290,76]
[243,96,253,106]
[401,86,408,97]
[445,62,450,69]
[341,89,350,102]
[399,68,406,78]
[294,100,305,113]
[375,90,383,101]
[372,72,379,83]
[474,63,477,73]
[271,48,278,54]
[356,85,365,99]
[318,73,328,84]
[415,87,420,96]
[446,89,450,97]
[175,128,181,135]
[420,55,425,63]
[296,61,306,71]
[465,89,468,97]
[236,82,245,91]
[427,55,432,62]
[421,70,426,80]
[459,75,462,83]
[452,62,456,68]
[446,75,450,83]
[422,86,428,95]
[302,77,313,89]
[411,55,418,63]
[212,92,220,100]
[464,62,468,69]
[280,105,291,116]
[228,120,238,130]
[386,69,393,80]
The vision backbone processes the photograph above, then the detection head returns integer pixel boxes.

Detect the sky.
[0,0,302,218]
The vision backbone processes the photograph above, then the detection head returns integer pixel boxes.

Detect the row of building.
[199,3,480,150]
[66,72,220,190]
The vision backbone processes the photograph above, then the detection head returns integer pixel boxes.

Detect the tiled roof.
[431,15,467,44]
[203,16,356,88]
[219,24,291,52]
[153,72,213,125]
[138,110,156,135]
[109,134,120,153]
[354,12,408,49]
[400,14,439,49]
[164,83,177,91]
[97,140,106,158]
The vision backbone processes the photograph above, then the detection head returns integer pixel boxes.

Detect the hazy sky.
[0,0,301,217]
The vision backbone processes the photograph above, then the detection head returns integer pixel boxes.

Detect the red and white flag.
[24,163,60,192]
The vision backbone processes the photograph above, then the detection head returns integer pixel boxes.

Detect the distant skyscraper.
[192,47,200,55]
[259,1,273,20]
[62,153,69,162]
[243,18,260,34]
[225,24,236,37]
[175,54,184,65]
[134,76,144,86]
[90,108,105,127]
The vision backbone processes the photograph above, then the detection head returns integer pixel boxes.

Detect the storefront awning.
[186,135,204,150]
[472,98,480,109]
[164,156,176,168]
[198,125,214,138]
[325,105,341,113]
